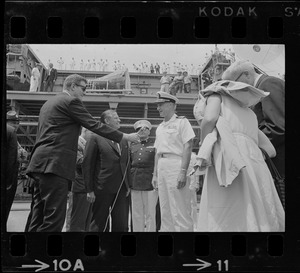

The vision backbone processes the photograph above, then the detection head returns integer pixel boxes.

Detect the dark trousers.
[6,184,18,224]
[169,83,176,96]
[28,173,69,232]
[24,194,34,232]
[44,80,54,92]
[184,83,191,93]
[156,198,161,232]
[5,162,19,225]
[90,184,129,232]
[273,145,285,178]
[175,82,184,93]
[69,192,93,232]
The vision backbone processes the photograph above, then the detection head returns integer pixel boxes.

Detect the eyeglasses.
[136,127,149,132]
[234,72,245,82]
[75,84,87,92]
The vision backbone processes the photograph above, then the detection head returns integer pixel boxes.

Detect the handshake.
[122,127,147,143]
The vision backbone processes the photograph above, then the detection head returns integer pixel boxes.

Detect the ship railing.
[16,116,199,127]
[85,88,135,95]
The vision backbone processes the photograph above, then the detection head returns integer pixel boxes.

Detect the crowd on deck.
[26,46,238,93]
[41,46,237,75]
[6,58,285,232]
[52,57,205,75]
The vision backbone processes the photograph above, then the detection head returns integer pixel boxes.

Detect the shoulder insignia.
[176,116,186,119]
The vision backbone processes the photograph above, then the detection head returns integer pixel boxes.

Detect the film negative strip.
[3,0,300,272]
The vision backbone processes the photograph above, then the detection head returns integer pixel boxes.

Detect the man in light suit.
[29,63,42,92]
[83,110,131,232]
[26,74,140,232]
[222,60,285,178]
[43,63,57,92]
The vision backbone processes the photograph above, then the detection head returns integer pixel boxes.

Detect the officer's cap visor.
[155,98,176,104]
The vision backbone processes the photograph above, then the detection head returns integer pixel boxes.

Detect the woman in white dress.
[29,63,41,92]
[194,80,284,232]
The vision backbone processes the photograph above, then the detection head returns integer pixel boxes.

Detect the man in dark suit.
[83,110,131,232]
[43,63,57,92]
[222,60,285,178]
[5,119,19,224]
[26,74,140,232]
[69,127,92,232]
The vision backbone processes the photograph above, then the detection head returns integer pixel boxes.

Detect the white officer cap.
[133,120,152,130]
[155,91,179,104]
[7,110,19,121]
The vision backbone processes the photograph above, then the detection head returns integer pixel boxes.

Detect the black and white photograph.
[5,43,285,233]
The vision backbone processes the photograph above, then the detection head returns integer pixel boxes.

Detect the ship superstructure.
[6,44,235,152]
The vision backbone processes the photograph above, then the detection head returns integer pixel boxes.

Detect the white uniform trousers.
[131,189,158,232]
[190,189,198,230]
[147,189,159,231]
[157,157,194,232]
[29,76,39,92]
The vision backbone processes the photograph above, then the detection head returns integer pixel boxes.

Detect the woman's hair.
[222,60,255,81]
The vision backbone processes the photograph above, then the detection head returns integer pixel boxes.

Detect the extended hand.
[152,176,158,191]
[123,133,140,143]
[177,173,187,189]
[87,192,96,203]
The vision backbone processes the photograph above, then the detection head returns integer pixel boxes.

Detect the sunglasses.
[75,84,87,92]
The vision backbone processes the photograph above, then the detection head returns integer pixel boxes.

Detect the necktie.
[112,141,121,155]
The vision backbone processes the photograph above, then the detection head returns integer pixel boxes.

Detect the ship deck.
[7,90,201,150]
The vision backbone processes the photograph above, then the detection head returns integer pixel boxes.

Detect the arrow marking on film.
[19,259,49,272]
[183,258,212,271]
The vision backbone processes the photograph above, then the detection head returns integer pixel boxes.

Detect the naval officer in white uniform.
[152,91,195,232]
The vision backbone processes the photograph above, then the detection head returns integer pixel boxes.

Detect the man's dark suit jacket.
[71,142,85,193]
[252,74,285,176]
[83,132,130,194]
[5,124,19,221]
[26,92,123,181]
[45,68,57,82]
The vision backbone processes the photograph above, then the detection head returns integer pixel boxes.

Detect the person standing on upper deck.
[160,71,172,93]
[29,63,42,92]
[43,63,57,92]
[183,71,193,93]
